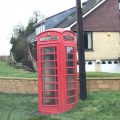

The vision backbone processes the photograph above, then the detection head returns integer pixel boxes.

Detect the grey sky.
[0,0,86,55]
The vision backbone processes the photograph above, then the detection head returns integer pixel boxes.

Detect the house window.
[108,61,112,64]
[119,0,120,11]
[102,61,106,64]
[74,31,93,50]
[84,32,93,50]
[36,24,45,35]
[114,61,118,64]
[88,61,92,65]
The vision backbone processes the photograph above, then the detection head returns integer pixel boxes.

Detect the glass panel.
[43,98,58,105]
[43,76,58,82]
[44,54,55,60]
[67,83,75,89]
[108,61,112,64]
[67,75,74,82]
[43,47,55,53]
[114,61,118,64]
[43,91,58,97]
[44,84,58,90]
[68,90,75,96]
[88,32,92,49]
[118,0,120,11]
[67,54,74,60]
[67,61,74,67]
[43,69,56,75]
[102,61,106,64]
[43,61,57,68]
[84,32,92,50]
[88,61,92,65]
[68,97,75,104]
[66,47,74,53]
[67,68,74,74]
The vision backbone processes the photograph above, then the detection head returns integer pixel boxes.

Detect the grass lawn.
[0,61,37,78]
[0,91,120,120]
[86,72,120,78]
[0,61,120,78]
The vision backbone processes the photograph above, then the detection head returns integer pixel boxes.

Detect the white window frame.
[35,24,45,35]
[84,32,93,50]
[119,0,120,11]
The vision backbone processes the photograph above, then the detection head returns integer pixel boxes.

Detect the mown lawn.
[0,61,120,78]
[0,61,37,78]
[86,72,120,78]
[0,91,120,120]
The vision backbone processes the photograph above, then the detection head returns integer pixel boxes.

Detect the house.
[70,0,120,73]
[33,0,120,73]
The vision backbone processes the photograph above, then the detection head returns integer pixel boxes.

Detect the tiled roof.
[26,32,36,43]
[45,7,76,29]
[35,0,104,29]
[57,0,104,28]
[29,0,105,42]
[82,0,103,15]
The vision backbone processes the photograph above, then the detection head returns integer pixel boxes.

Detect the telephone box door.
[38,44,60,114]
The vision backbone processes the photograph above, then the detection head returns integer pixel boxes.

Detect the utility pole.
[76,0,87,100]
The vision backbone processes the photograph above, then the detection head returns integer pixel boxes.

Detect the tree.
[10,36,16,45]
[25,18,35,37]
[13,25,25,38]
[10,25,25,45]
[10,10,45,71]
[33,10,46,23]
[10,10,45,43]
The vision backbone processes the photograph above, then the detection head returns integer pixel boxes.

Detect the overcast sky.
[0,0,86,56]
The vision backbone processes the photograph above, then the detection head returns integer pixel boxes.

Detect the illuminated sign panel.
[40,36,58,41]
[63,35,74,41]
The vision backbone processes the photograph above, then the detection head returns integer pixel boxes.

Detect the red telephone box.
[37,28,78,114]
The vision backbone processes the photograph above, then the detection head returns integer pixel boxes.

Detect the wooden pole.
[76,0,87,100]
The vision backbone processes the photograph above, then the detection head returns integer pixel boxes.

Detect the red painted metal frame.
[37,28,78,114]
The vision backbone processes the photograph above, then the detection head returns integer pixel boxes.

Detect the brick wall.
[0,77,120,94]
[0,77,38,94]
[87,78,120,92]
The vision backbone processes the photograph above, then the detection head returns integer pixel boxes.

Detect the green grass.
[0,61,37,78]
[0,91,120,120]
[86,72,120,78]
[0,61,120,78]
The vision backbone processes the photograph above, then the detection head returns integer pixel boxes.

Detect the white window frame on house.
[74,31,93,50]
[119,0,120,11]
[36,24,45,35]
[83,32,93,50]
